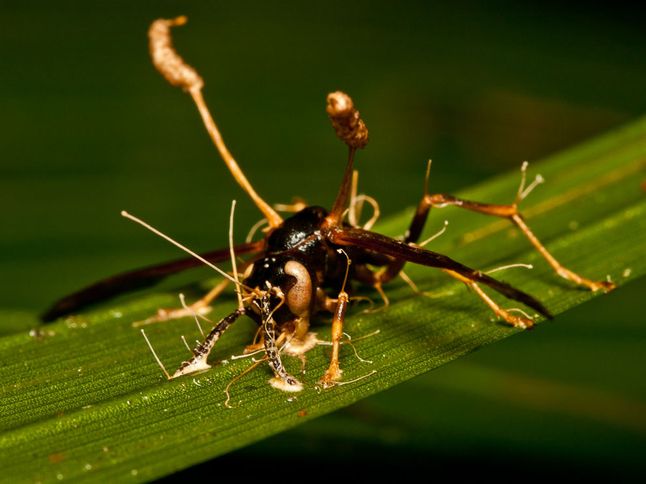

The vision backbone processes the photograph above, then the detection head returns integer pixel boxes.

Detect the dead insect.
[42,16,614,391]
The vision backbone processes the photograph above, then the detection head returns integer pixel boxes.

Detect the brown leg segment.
[442,269,534,328]
[320,290,349,388]
[320,248,354,388]
[355,182,538,327]
[327,225,552,320]
[426,194,614,292]
[377,160,437,284]
[510,214,613,292]
[379,162,614,292]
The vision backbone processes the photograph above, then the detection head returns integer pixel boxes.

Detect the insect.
[42,16,614,391]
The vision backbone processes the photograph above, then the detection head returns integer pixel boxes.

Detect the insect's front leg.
[258,291,303,392]
[171,308,246,378]
[263,314,303,392]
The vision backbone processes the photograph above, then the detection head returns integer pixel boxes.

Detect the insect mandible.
[42,16,614,391]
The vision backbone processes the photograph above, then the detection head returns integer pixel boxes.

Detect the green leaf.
[1,117,645,482]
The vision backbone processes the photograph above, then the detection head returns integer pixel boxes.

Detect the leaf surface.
[1,118,645,482]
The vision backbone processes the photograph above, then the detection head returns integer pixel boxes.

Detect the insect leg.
[320,249,352,387]
[442,269,534,328]
[424,163,614,292]
[376,160,441,284]
[263,319,303,392]
[260,293,303,392]
[327,226,552,324]
[320,290,349,387]
[172,308,246,378]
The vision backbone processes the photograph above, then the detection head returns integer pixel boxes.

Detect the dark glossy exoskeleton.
[42,17,614,391]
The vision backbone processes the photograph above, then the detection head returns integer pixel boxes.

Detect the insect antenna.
[121,211,250,294]
[148,17,282,228]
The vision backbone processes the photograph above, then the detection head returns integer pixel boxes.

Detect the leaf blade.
[1,117,645,482]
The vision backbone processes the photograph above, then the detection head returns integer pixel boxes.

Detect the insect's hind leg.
[340,162,543,329]
[426,161,614,292]
[331,225,549,328]
[442,269,534,329]
[383,161,614,292]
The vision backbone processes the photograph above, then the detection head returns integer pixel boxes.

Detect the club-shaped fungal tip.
[326,91,369,149]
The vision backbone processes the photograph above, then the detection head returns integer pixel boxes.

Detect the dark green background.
[2,0,644,478]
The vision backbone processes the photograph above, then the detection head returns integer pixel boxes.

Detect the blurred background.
[2,0,644,478]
